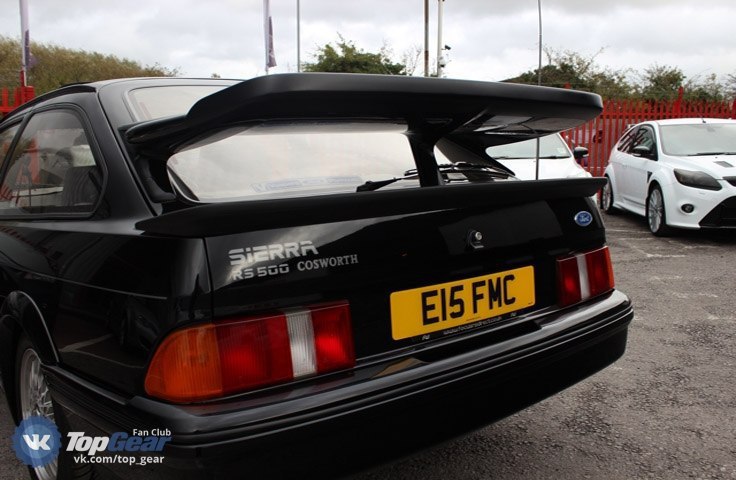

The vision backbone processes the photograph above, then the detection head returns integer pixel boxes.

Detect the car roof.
[643,118,736,127]
[0,77,240,122]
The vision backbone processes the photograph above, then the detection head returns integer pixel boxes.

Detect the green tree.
[505,49,634,99]
[0,36,178,95]
[684,73,726,102]
[507,50,735,102]
[725,73,736,101]
[0,37,19,87]
[637,64,686,101]
[303,36,407,75]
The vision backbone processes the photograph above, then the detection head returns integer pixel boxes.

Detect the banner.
[19,0,37,86]
[263,0,276,70]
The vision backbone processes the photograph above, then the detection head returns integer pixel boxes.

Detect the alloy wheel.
[18,348,58,480]
[602,181,612,211]
[647,188,665,235]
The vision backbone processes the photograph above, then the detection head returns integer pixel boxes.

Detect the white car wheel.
[600,176,617,214]
[646,186,673,236]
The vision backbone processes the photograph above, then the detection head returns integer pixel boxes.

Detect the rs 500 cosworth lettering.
[228,241,359,281]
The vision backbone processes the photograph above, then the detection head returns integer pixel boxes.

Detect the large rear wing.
[126,73,602,154]
[123,73,602,204]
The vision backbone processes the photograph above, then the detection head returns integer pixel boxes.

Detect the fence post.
[1,88,10,117]
[1,86,35,117]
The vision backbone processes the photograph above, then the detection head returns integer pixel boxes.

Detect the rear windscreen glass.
[167,123,418,202]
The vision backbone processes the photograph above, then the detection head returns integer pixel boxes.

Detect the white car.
[486,133,591,180]
[601,118,736,235]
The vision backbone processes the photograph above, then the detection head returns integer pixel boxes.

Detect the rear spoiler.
[136,178,605,237]
[125,73,603,155]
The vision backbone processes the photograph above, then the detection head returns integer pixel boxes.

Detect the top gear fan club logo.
[12,416,62,467]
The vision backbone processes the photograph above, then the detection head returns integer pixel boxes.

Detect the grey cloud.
[0,0,734,82]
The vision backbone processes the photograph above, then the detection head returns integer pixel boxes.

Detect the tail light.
[556,246,615,308]
[145,302,354,403]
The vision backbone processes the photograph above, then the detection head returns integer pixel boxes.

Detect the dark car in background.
[0,74,632,479]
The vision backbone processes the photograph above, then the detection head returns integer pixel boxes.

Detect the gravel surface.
[1,211,735,480]
[0,387,24,479]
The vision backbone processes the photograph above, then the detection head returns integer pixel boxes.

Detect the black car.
[0,74,633,479]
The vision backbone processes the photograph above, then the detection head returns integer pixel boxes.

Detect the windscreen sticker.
[251,176,363,192]
[228,240,359,281]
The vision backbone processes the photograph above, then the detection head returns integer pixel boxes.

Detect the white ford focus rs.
[601,118,736,235]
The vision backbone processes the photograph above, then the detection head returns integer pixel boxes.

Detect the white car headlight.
[673,169,722,191]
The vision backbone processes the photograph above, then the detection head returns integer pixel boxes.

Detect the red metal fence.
[0,86,35,118]
[565,97,736,176]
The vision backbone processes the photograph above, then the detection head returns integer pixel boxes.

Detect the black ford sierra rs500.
[0,74,633,479]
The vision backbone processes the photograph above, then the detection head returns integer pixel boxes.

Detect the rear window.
[126,85,226,121]
[167,123,418,202]
[485,134,571,160]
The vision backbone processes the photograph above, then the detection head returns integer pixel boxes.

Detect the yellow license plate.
[390,266,535,340]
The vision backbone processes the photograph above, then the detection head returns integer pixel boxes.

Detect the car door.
[624,125,658,212]
[607,126,636,205]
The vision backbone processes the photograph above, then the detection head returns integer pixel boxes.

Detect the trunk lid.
[162,179,607,360]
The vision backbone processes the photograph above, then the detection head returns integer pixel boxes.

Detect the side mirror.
[573,146,589,166]
[632,145,653,157]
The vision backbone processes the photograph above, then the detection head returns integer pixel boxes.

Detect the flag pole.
[19,0,29,86]
[436,0,444,78]
[423,0,429,77]
[296,0,301,72]
[263,0,276,74]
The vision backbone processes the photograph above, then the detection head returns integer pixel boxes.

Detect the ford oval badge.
[574,211,593,227]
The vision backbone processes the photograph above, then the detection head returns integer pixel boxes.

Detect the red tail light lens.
[557,247,614,308]
[311,304,355,372]
[145,302,354,403]
[216,314,294,393]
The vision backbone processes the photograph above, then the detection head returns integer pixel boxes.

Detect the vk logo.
[23,433,52,451]
[12,416,61,467]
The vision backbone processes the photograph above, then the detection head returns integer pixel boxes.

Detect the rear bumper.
[46,290,633,479]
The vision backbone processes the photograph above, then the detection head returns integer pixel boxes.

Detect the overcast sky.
[1,0,735,85]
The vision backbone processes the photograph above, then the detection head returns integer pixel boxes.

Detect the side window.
[0,123,20,166]
[632,128,654,149]
[616,127,637,153]
[630,127,656,158]
[0,110,102,215]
